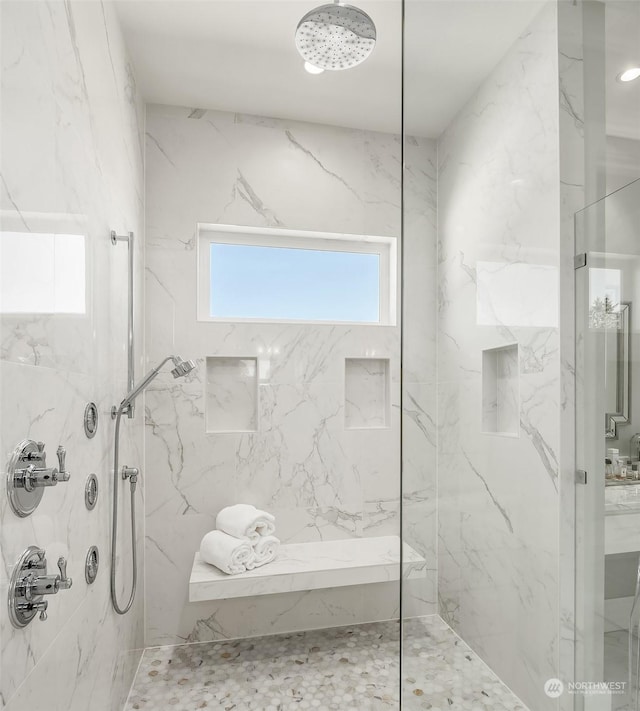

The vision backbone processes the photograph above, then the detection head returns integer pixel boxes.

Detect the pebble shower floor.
[125,616,528,710]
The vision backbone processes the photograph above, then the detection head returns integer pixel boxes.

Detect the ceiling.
[115,0,545,137]
[116,0,639,139]
[606,1,640,141]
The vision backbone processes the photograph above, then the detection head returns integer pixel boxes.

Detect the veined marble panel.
[402,137,438,386]
[145,105,402,249]
[436,4,561,710]
[0,1,145,709]
[143,104,434,645]
[400,135,438,623]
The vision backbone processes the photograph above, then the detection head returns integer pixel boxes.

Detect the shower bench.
[189,534,425,601]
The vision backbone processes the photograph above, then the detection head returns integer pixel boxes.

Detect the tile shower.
[1,1,145,709]
[1,0,633,710]
[143,103,433,645]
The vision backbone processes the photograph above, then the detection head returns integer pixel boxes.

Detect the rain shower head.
[295,3,376,71]
[171,357,196,379]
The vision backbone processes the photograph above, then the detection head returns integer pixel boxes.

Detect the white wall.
[436,5,561,709]
[0,2,145,709]
[143,104,437,644]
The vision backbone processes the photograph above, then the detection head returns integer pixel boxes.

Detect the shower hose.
[111,405,138,615]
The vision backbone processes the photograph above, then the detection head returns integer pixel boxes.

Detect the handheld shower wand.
[113,355,196,419]
[111,354,196,615]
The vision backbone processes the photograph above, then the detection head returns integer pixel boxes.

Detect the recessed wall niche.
[206,357,258,433]
[344,358,390,429]
[482,344,519,436]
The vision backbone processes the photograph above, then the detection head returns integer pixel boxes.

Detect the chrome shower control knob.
[8,440,72,517]
[8,547,70,628]
[24,442,46,462]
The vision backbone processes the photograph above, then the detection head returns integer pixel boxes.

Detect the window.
[197,224,396,325]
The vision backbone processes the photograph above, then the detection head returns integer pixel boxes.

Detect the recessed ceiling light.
[618,67,640,82]
[304,61,325,75]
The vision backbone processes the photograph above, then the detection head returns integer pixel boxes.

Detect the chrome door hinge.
[574,253,587,269]
[575,469,588,485]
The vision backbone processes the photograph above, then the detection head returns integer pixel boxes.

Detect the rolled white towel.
[252,535,280,569]
[216,504,276,544]
[199,530,255,575]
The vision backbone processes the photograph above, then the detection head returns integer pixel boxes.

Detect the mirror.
[604,301,631,439]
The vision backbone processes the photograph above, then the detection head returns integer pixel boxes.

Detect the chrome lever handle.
[9,547,70,628]
[57,557,72,590]
[8,440,72,516]
[36,600,48,621]
[25,557,73,596]
[56,445,65,472]
[55,446,70,482]
[13,444,70,489]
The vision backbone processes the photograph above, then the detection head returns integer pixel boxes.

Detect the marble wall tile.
[144,104,431,645]
[173,582,401,646]
[145,105,402,248]
[436,4,561,710]
[401,380,437,619]
[402,137,438,386]
[402,382,436,497]
[4,585,144,711]
[0,1,145,708]
[400,134,438,622]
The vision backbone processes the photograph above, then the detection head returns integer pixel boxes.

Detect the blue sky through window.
[210,243,380,322]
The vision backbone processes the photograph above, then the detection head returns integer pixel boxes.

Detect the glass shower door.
[575,178,640,711]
